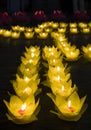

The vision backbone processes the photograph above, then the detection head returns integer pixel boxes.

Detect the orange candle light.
[18,104,26,115]
[62,85,65,92]
[68,100,73,112]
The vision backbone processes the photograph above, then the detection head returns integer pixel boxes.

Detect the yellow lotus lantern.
[3,30,11,37]
[78,22,87,28]
[12,25,20,31]
[34,27,42,34]
[25,46,40,53]
[82,44,91,61]
[12,75,40,99]
[48,68,70,83]
[64,49,80,61]
[0,29,4,35]
[21,56,40,66]
[60,22,68,28]
[19,26,25,32]
[11,31,20,39]
[42,46,61,60]
[3,95,40,124]
[47,91,87,121]
[38,32,48,39]
[70,28,78,34]
[18,63,38,77]
[21,46,40,66]
[58,28,66,33]
[69,23,77,28]
[82,27,90,34]
[44,28,52,33]
[49,58,61,66]
[24,32,34,39]
[52,22,59,29]
[25,27,33,32]
[50,79,77,97]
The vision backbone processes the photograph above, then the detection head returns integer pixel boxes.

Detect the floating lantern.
[34,27,42,33]
[43,46,61,60]
[50,79,77,97]
[12,25,20,31]
[12,76,40,99]
[47,91,87,121]
[3,95,40,124]
[24,32,34,39]
[69,23,77,28]
[3,30,11,37]
[82,28,90,33]
[64,49,80,61]
[70,28,78,34]
[38,32,48,39]
[58,28,66,33]
[11,31,20,39]
[0,29,4,35]
[60,22,68,28]
[82,44,91,61]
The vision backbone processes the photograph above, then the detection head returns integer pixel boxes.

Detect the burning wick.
[18,104,26,115]
[68,100,73,112]
[62,85,65,92]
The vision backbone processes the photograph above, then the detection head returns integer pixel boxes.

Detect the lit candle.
[18,103,26,115]
[11,31,20,39]
[62,85,65,92]
[24,87,32,95]
[31,52,35,58]
[88,47,91,51]
[68,100,73,112]
[29,59,33,63]
[24,77,30,82]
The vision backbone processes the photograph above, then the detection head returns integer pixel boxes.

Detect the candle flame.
[62,85,65,92]
[31,53,35,57]
[24,77,30,82]
[18,104,26,115]
[29,59,33,63]
[68,100,73,112]
[68,100,71,108]
[22,104,26,111]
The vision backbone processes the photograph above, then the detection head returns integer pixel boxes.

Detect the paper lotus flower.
[58,28,66,33]
[47,91,87,121]
[38,32,48,39]
[69,23,77,28]
[82,27,90,34]
[25,46,40,54]
[11,74,40,99]
[70,27,78,34]
[11,31,20,39]
[3,95,40,124]
[64,49,80,61]
[42,46,61,60]
[24,32,34,39]
[59,22,68,28]
[82,44,91,61]
[48,70,70,84]
[3,30,11,37]
[18,63,38,77]
[21,56,40,66]
[50,79,77,97]
[47,58,64,67]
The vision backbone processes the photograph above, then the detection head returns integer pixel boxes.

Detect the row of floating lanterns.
[2,44,88,123]
[42,46,87,121]
[0,21,91,61]
[51,31,91,61]
[3,46,41,124]
[1,21,91,39]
